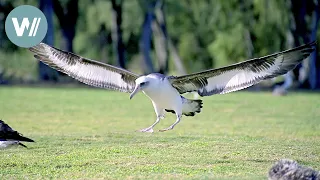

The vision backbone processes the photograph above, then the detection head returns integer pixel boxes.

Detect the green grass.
[0,87,319,179]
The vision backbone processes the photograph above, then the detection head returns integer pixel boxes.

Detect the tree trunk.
[239,0,254,59]
[52,0,78,79]
[290,0,310,88]
[0,2,15,50]
[140,1,156,73]
[152,0,169,74]
[151,2,186,75]
[111,0,126,68]
[39,0,58,81]
[168,39,187,75]
[309,0,320,89]
[153,19,186,75]
[53,0,78,52]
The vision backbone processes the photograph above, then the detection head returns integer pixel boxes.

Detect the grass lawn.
[0,86,319,179]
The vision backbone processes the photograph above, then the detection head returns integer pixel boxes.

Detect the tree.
[139,0,157,73]
[111,0,126,68]
[53,0,79,52]
[152,0,169,74]
[0,1,15,51]
[290,0,319,89]
[39,0,58,81]
[309,0,320,89]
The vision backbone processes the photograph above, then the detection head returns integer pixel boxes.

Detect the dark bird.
[29,42,316,132]
[268,159,320,180]
[0,120,34,148]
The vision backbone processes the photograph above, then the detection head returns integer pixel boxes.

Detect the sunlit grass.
[0,87,319,179]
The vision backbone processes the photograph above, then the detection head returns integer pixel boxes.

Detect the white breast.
[143,79,182,109]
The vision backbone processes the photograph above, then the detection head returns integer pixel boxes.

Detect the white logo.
[11,17,41,37]
[5,5,48,48]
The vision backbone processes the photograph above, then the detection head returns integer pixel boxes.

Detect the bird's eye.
[140,82,146,86]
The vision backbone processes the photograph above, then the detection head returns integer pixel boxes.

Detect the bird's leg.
[159,114,182,132]
[138,105,164,133]
[138,116,163,133]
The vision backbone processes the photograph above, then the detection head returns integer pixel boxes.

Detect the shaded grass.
[0,87,319,179]
[0,51,37,81]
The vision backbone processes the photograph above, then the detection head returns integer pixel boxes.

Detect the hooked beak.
[130,85,140,100]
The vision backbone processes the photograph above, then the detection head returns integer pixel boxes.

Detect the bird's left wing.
[169,41,316,96]
[29,43,139,93]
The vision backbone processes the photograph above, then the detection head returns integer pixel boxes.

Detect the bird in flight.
[29,41,316,132]
[0,120,34,148]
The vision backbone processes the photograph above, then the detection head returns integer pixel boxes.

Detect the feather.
[169,41,316,96]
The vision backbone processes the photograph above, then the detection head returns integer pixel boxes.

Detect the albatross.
[29,41,316,132]
[0,120,34,148]
[268,159,320,180]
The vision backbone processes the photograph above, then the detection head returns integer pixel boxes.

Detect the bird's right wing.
[29,43,139,93]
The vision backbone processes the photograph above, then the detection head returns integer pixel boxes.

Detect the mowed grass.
[0,86,319,179]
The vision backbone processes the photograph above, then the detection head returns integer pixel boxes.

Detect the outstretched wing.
[169,42,316,96]
[0,120,34,142]
[29,43,139,93]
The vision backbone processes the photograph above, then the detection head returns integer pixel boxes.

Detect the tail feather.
[165,96,203,116]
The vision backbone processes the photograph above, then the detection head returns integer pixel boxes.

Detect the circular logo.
[5,5,48,48]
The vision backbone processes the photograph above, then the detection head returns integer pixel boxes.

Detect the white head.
[129,75,161,99]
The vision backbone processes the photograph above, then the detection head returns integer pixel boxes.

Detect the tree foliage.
[0,0,319,87]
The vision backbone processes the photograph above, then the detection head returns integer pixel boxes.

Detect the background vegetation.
[0,0,320,89]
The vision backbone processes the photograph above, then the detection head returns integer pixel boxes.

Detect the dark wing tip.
[18,135,35,142]
[3,133,35,142]
[18,142,28,148]
[0,120,35,142]
[28,42,46,53]
[303,41,316,51]
[306,40,316,49]
[300,41,317,58]
[308,40,317,46]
